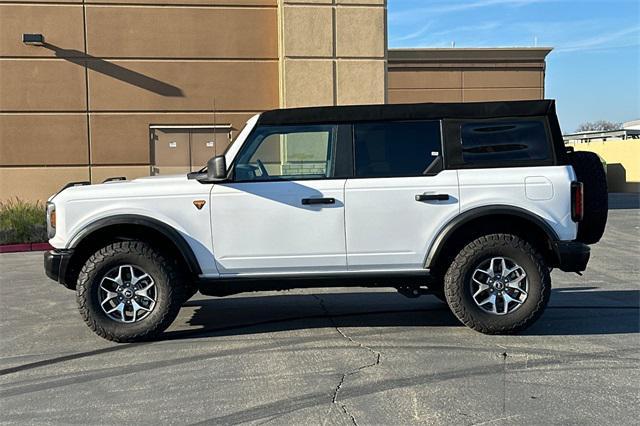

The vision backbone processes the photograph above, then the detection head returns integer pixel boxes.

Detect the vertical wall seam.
[82,0,92,181]
[383,0,388,104]
[277,0,285,107]
[332,0,338,106]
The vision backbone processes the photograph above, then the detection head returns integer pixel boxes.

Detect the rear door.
[344,120,460,271]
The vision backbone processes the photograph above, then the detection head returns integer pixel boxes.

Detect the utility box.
[149,126,231,175]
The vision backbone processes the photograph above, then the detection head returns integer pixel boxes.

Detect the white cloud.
[555,26,640,52]
[388,0,543,23]
[390,22,435,43]
[430,21,501,37]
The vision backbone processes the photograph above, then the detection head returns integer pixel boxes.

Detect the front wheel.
[76,241,187,342]
[444,234,550,334]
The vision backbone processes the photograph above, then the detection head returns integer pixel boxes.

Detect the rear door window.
[461,120,551,164]
[354,121,442,178]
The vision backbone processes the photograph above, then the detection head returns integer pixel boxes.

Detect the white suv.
[44,100,607,342]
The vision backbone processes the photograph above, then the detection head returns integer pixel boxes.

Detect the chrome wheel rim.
[99,265,156,323]
[470,257,528,315]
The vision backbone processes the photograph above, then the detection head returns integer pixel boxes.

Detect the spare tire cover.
[568,151,608,244]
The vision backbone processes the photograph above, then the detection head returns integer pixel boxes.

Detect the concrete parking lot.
[1,196,639,425]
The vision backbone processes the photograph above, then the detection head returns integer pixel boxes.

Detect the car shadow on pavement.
[167,292,458,341]
[526,287,640,336]
[608,193,640,209]
[165,288,640,341]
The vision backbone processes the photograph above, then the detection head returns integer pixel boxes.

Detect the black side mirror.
[207,155,227,181]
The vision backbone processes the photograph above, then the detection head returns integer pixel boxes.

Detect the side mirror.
[207,155,227,181]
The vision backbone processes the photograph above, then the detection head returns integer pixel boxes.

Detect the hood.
[50,174,209,203]
[128,174,187,183]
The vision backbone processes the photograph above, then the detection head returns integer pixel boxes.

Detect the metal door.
[150,126,231,175]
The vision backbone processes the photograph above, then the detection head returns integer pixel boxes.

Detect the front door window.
[233,125,336,181]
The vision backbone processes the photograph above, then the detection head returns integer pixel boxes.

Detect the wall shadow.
[42,43,183,97]
[606,163,627,192]
[606,164,640,197]
[162,287,640,341]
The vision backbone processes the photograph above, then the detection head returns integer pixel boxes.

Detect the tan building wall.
[1,0,388,202]
[1,0,280,202]
[388,48,550,104]
[278,0,387,107]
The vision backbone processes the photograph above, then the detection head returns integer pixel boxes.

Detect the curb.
[0,242,52,254]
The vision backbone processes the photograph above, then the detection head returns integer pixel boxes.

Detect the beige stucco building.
[0,0,551,202]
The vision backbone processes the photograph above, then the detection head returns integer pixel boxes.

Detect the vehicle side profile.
[44,100,608,342]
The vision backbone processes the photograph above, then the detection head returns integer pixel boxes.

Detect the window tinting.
[461,120,550,164]
[354,121,442,178]
[234,125,336,181]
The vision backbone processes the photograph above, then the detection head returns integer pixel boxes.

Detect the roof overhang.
[388,47,553,63]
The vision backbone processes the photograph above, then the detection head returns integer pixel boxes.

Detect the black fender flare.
[425,205,560,268]
[67,214,202,276]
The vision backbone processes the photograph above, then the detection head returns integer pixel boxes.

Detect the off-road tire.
[568,151,608,244]
[76,241,187,342]
[444,234,551,334]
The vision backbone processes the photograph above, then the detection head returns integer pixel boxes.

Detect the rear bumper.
[554,241,590,272]
[44,249,74,288]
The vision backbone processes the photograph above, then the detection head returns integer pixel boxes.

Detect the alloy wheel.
[98,265,157,323]
[470,257,528,315]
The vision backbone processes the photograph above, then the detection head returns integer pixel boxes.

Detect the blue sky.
[388,0,639,132]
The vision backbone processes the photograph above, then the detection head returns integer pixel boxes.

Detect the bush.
[0,198,47,244]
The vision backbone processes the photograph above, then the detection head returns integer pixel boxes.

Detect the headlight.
[46,202,56,239]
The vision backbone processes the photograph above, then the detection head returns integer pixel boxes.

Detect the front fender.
[67,214,202,276]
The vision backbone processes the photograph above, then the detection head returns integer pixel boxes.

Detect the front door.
[211,124,347,275]
[344,120,460,271]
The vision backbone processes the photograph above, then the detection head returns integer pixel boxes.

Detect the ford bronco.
[44,100,608,342]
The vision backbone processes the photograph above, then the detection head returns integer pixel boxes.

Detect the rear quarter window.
[460,119,552,166]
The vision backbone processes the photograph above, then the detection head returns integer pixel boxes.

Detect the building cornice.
[388,47,553,65]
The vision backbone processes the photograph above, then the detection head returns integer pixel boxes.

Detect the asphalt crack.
[313,295,381,426]
[501,352,508,415]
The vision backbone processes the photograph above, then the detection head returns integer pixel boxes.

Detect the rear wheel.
[76,241,187,342]
[444,234,550,334]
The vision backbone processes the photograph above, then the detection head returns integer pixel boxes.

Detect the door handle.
[301,197,336,205]
[415,193,450,202]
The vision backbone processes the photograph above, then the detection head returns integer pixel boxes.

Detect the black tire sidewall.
[78,242,181,341]
[445,235,550,333]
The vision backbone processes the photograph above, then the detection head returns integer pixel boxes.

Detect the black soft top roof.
[258,99,557,126]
